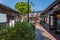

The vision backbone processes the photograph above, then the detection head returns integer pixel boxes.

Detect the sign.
[0,13,7,23]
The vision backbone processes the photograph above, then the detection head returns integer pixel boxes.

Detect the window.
[0,13,7,23]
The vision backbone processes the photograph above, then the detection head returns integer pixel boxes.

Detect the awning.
[53,8,60,13]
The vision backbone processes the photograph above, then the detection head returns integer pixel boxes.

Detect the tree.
[15,2,32,15]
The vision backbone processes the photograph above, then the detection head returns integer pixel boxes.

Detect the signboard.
[0,13,7,23]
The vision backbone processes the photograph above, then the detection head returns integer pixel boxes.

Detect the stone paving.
[35,23,56,40]
[41,23,60,40]
[35,27,45,40]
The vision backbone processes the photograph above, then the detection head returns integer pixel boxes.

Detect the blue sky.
[0,0,55,11]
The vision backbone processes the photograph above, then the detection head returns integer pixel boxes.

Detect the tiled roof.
[0,3,20,14]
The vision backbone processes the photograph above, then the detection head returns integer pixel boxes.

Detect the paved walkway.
[41,23,60,40]
[35,23,56,40]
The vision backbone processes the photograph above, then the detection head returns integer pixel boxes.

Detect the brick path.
[35,23,56,40]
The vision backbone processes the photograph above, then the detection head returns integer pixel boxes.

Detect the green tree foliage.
[15,2,32,15]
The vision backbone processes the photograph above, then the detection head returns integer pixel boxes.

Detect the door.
[56,14,60,31]
[49,14,55,30]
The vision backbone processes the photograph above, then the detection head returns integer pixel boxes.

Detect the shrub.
[0,21,35,40]
[15,21,35,40]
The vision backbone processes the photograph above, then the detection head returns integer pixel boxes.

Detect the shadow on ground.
[40,23,60,40]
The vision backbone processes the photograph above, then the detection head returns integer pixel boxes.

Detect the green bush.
[15,21,35,40]
[0,21,35,40]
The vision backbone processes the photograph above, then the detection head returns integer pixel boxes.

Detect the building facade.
[0,3,21,27]
[40,0,60,33]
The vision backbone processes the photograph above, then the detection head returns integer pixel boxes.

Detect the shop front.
[53,8,60,32]
[56,14,60,32]
[0,3,20,27]
[49,14,56,30]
